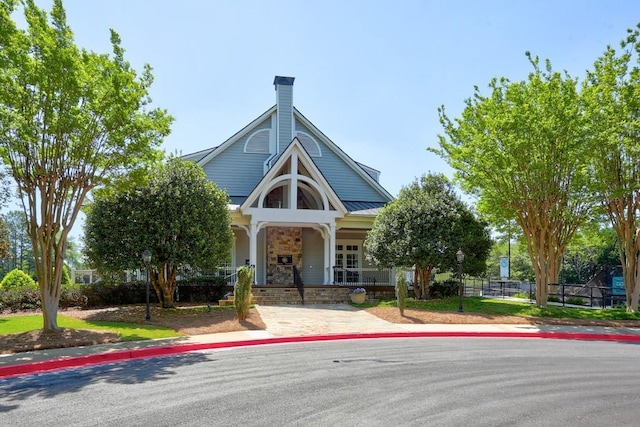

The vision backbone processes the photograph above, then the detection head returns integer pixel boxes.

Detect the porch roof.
[228,198,385,215]
[342,201,387,215]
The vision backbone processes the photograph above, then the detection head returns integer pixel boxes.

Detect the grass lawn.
[0,315,182,341]
[377,296,640,322]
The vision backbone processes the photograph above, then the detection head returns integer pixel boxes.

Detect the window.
[295,132,321,157]
[245,129,270,154]
[335,242,360,269]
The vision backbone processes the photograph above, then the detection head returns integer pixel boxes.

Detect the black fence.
[479,280,627,308]
[547,283,626,308]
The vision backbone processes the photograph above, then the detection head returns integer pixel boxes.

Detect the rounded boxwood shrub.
[0,269,37,291]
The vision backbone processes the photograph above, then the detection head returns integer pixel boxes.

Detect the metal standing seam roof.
[342,201,387,215]
[226,198,385,215]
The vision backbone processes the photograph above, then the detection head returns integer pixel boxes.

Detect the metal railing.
[481,281,626,308]
[482,280,532,300]
[548,283,625,308]
[332,266,392,286]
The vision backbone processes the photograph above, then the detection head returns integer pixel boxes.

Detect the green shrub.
[513,292,535,299]
[566,296,585,306]
[548,295,561,303]
[0,269,37,291]
[79,281,157,307]
[60,286,88,309]
[429,280,459,299]
[177,276,227,302]
[234,265,254,320]
[396,274,408,316]
[0,289,41,312]
[61,264,72,287]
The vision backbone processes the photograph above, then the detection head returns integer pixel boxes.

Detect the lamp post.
[142,249,152,321]
[456,248,465,313]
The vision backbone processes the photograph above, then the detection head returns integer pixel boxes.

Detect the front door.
[335,240,361,283]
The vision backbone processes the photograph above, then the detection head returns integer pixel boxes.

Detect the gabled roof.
[240,137,347,215]
[195,105,277,167]
[182,104,394,205]
[293,107,393,202]
[181,146,218,162]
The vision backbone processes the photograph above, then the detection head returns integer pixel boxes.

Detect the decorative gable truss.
[241,137,346,219]
[237,137,347,284]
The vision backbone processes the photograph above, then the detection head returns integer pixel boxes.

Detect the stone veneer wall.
[266,227,302,284]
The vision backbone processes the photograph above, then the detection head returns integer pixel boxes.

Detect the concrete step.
[218,294,266,306]
[218,286,391,306]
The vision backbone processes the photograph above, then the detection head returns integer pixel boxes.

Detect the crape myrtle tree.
[84,158,234,308]
[0,0,172,330]
[435,54,591,306]
[364,173,492,299]
[582,25,640,312]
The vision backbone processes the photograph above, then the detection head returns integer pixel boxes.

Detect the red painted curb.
[2,331,640,379]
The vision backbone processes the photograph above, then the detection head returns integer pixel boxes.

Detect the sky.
[5,0,640,238]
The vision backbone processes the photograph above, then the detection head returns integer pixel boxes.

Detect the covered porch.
[227,225,395,287]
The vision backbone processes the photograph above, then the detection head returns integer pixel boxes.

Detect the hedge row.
[0,277,229,312]
[0,287,88,313]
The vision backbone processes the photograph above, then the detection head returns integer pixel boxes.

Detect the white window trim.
[244,129,270,154]
[295,131,322,157]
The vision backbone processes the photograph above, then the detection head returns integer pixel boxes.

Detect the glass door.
[334,241,360,283]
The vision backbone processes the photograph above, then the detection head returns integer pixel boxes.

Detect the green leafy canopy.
[365,173,491,277]
[84,157,234,276]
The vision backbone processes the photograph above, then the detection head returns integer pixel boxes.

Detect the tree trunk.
[37,246,66,330]
[41,289,60,331]
[30,221,68,331]
[517,200,567,307]
[622,225,640,312]
[607,197,640,313]
[153,262,177,308]
[632,246,640,312]
[415,265,433,299]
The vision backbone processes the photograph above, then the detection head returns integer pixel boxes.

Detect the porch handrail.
[293,265,305,303]
[332,266,380,286]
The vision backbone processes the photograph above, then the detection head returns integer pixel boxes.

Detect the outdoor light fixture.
[456,248,465,313]
[142,249,152,321]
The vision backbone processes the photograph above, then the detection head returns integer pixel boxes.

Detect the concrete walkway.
[2,304,640,378]
[256,304,407,336]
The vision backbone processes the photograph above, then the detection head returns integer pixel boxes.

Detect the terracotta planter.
[350,292,366,304]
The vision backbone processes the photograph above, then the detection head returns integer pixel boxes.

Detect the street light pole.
[143,249,152,321]
[457,248,465,313]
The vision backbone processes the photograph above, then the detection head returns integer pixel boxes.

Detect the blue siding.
[302,228,324,284]
[234,230,249,267]
[201,118,271,197]
[277,85,293,152]
[295,121,388,203]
